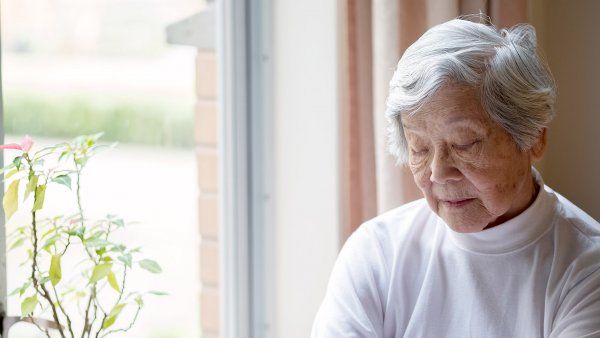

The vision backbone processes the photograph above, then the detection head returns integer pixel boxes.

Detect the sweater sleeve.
[310,222,390,338]
[549,265,600,338]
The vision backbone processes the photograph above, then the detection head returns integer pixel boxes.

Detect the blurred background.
[2,0,204,337]
[2,0,599,338]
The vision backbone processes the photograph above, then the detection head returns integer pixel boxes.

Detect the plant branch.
[60,237,71,256]
[93,268,127,338]
[52,283,75,338]
[75,161,84,224]
[80,285,95,338]
[27,158,67,338]
[28,315,52,338]
[99,304,142,338]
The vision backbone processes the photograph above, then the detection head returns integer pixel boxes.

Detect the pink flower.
[20,135,33,152]
[0,135,34,152]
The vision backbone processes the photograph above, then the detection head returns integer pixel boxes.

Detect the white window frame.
[218,0,274,337]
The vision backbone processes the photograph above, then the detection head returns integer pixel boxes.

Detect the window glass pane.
[2,1,201,337]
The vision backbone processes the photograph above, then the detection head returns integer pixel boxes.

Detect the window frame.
[218,0,274,337]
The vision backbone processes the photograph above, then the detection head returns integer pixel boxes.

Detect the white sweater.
[311,175,600,338]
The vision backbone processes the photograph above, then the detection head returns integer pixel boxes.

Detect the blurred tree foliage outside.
[4,90,194,148]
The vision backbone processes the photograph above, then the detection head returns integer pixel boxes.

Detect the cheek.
[409,162,430,191]
[409,164,439,209]
[463,161,526,212]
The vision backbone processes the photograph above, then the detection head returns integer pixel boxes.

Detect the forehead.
[401,85,488,131]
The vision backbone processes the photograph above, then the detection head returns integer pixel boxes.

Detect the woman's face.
[401,85,538,233]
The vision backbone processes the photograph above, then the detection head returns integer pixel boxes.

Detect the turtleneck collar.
[442,167,557,255]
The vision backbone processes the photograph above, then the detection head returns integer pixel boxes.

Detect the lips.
[441,198,475,208]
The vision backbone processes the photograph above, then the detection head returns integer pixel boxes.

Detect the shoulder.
[549,186,600,239]
[545,186,600,304]
[547,186,600,251]
[547,188,600,337]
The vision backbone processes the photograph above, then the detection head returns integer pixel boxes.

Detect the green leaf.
[41,227,56,240]
[89,263,112,283]
[50,255,62,286]
[102,303,126,329]
[0,163,16,175]
[32,185,46,212]
[108,303,127,316]
[58,150,71,162]
[5,168,18,180]
[9,281,32,297]
[20,281,32,296]
[52,174,72,190]
[110,244,126,252]
[148,290,168,296]
[74,156,88,166]
[84,229,104,242]
[139,259,162,273]
[21,294,38,317]
[135,295,144,307]
[118,254,132,268]
[112,218,125,227]
[84,238,110,248]
[24,175,38,201]
[42,234,60,251]
[107,271,121,292]
[66,226,85,239]
[31,158,45,168]
[9,237,25,251]
[3,180,20,220]
[12,156,22,170]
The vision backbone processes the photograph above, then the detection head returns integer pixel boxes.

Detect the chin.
[433,199,492,233]
[442,215,488,233]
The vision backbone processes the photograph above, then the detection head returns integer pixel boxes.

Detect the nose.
[429,147,462,184]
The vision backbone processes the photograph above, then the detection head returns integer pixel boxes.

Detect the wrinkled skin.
[401,85,546,233]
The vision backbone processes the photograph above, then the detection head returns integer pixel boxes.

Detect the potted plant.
[2,134,164,338]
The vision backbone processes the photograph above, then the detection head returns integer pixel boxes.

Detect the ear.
[530,128,547,162]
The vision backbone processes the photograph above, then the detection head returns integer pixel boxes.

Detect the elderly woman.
[310,19,600,338]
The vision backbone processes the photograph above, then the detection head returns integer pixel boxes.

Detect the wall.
[531,0,600,221]
[196,50,220,338]
[272,1,340,337]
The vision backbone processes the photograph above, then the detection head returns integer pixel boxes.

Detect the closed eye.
[453,140,480,151]
[410,148,429,156]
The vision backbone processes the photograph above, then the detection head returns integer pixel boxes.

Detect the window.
[2,1,202,337]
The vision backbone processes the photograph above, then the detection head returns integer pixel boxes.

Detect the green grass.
[4,91,194,148]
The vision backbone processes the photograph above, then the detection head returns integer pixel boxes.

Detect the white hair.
[386,18,557,164]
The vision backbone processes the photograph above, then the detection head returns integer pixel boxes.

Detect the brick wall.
[195,51,220,338]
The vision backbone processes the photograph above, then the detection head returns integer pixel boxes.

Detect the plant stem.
[93,268,127,338]
[75,162,84,223]
[81,286,95,338]
[29,316,52,338]
[27,155,67,338]
[52,283,75,338]
[99,305,142,338]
